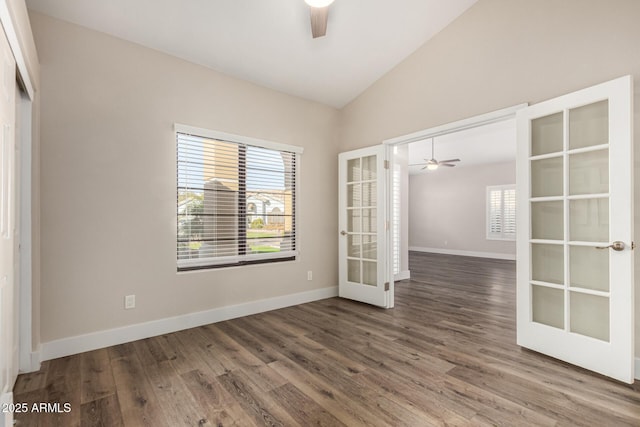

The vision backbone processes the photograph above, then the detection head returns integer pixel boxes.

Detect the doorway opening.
[385,104,526,281]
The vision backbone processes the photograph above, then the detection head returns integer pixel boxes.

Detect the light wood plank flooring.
[13,252,640,426]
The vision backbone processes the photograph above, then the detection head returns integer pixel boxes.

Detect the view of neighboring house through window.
[176,126,300,270]
[487,184,516,241]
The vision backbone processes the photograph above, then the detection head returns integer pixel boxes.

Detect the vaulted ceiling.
[26,0,478,108]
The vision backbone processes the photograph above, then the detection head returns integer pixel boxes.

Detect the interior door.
[0,18,17,426]
[338,145,393,308]
[516,76,634,383]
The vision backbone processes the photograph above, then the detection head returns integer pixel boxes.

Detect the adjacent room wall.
[408,161,515,259]
[339,0,640,356]
[30,12,340,347]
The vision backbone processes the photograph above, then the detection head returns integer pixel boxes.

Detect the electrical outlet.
[125,294,136,309]
[307,271,313,281]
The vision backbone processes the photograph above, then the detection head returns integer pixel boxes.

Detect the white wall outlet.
[125,294,136,309]
[307,271,313,281]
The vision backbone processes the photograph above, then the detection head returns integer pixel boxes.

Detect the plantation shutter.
[176,125,301,270]
[487,185,516,240]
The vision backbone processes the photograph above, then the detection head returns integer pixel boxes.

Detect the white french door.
[338,145,393,308]
[516,76,634,383]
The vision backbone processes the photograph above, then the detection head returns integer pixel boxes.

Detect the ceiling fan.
[305,0,335,38]
[410,138,460,170]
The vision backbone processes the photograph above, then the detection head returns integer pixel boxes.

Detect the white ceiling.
[25,0,478,108]
[408,119,516,174]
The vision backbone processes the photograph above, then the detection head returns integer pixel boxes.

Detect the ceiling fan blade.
[440,163,456,167]
[438,159,460,163]
[310,7,328,38]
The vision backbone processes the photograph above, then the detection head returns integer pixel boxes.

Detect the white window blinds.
[176,126,300,270]
[487,185,516,241]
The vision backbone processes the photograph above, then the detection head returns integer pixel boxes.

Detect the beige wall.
[30,12,340,343]
[408,161,516,257]
[340,0,640,356]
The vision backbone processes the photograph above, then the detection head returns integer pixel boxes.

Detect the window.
[176,125,301,270]
[487,184,516,241]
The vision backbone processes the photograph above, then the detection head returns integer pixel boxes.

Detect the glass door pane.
[532,243,564,284]
[569,149,608,195]
[531,157,563,197]
[531,112,563,155]
[346,155,377,286]
[569,245,608,292]
[529,101,613,338]
[569,198,609,242]
[532,285,564,329]
[570,292,609,341]
[531,201,563,240]
[569,100,608,149]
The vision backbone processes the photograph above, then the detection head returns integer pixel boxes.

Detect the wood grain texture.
[13,252,640,426]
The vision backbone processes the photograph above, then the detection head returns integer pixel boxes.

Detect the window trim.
[175,124,302,271]
[175,124,304,155]
[486,184,516,241]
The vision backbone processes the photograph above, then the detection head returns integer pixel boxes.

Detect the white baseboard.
[635,357,640,380]
[41,286,338,362]
[409,246,516,261]
[394,270,411,281]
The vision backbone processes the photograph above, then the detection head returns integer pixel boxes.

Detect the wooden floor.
[13,252,640,426]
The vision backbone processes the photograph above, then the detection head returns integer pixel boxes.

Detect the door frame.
[382,103,527,279]
[0,3,38,377]
[17,89,34,373]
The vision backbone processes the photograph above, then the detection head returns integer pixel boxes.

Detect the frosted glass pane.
[569,198,608,242]
[347,184,360,208]
[362,155,377,180]
[363,261,377,286]
[532,244,564,284]
[362,208,376,233]
[569,149,608,195]
[347,209,360,232]
[362,182,376,207]
[347,235,361,257]
[570,292,609,342]
[531,201,563,240]
[362,235,376,260]
[348,259,360,283]
[569,100,608,149]
[570,245,608,292]
[347,158,361,182]
[532,285,564,329]
[531,157,563,197]
[532,112,563,156]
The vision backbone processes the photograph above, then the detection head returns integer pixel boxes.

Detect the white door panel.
[338,145,393,308]
[516,76,634,383]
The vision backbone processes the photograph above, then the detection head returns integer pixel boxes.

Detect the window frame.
[175,124,303,271]
[486,184,516,241]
